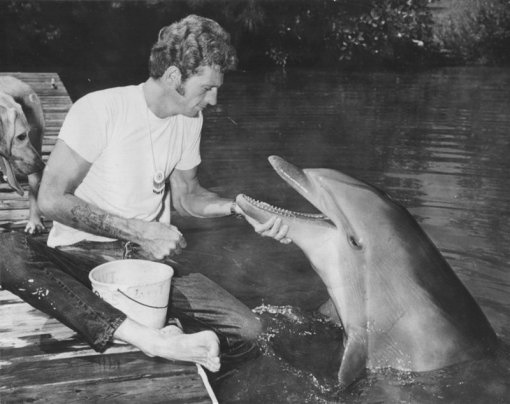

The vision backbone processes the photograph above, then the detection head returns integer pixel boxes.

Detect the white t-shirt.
[47,84,202,247]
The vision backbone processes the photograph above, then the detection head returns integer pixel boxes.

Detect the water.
[175,67,510,403]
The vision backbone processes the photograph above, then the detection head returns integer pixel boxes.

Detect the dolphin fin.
[0,156,24,196]
[319,298,342,326]
[338,333,367,389]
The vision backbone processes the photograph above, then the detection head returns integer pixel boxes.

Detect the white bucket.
[89,259,173,329]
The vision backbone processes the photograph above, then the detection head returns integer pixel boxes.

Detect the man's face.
[178,65,223,117]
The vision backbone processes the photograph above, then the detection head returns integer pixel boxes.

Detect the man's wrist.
[230,200,238,215]
[125,217,149,245]
[230,199,243,219]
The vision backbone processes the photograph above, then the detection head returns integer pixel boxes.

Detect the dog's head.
[0,92,44,195]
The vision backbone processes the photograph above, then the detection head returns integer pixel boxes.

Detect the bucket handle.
[117,289,168,309]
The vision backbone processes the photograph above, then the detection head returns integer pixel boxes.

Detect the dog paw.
[25,220,46,235]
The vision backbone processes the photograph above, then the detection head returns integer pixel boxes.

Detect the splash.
[248,304,346,401]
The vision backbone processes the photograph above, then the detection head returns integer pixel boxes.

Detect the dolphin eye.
[348,235,363,250]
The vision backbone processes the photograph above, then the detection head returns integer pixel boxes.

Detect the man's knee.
[172,272,264,341]
[219,313,263,366]
[237,310,263,342]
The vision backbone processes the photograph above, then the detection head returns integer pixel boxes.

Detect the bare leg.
[114,318,221,372]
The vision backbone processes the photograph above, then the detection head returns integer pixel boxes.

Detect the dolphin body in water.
[237,156,497,389]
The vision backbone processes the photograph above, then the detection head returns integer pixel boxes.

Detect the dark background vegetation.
[1,0,509,98]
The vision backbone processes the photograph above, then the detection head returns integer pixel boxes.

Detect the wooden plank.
[0,187,26,199]
[0,209,30,222]
[0,289,214,403]
[1,351,199,388]
[3,374,211,404]
[42,137,57,146]
[0,297,84,349]
[2,72,67,93]
[0,199,29,210]
[0,289,24,305]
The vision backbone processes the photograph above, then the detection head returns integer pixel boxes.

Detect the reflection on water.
[186,66,510,403]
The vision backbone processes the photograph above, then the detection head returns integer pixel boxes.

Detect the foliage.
[0,0,508,76]
[433,0,510,64]
[328,0,436,66]
[261,0,438,69]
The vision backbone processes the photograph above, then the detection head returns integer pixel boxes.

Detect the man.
[2,15,289,373]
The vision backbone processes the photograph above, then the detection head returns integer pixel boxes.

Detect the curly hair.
[149,15,238,80]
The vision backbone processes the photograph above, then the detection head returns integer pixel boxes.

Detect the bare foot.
[114,319,221,372]
[154,326,220,372]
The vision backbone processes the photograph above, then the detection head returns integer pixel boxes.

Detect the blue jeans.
[0,232,262,366]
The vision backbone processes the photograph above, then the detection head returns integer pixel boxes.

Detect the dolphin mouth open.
[236,156,334,228]
[239,194,329,221]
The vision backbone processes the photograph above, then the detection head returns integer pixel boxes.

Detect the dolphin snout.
[269,155,311,196]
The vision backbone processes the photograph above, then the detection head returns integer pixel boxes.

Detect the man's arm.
[170,166,232,218]
[170,166,292,243]
[39,140,185,259]
[39,140,143,239]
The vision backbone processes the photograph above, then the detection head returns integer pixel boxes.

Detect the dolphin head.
[237,155,418,287]
[237,156,497,388]
[237,155,416,385]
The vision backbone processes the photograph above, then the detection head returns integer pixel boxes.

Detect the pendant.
[152,170,165,194]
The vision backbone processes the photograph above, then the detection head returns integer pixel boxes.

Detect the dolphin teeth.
[242,194,328,221]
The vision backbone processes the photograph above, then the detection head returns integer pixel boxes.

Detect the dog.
[0,76,45,234]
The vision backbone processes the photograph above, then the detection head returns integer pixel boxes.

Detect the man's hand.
[137,222,187,260]
[245,215,292,244]
[233,201,292,244]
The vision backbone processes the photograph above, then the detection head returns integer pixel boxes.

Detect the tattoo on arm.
[70,205,124,239]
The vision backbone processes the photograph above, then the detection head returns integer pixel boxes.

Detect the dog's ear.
[0,155,24,196]
[0,105,25,196]
[0,104,11,157]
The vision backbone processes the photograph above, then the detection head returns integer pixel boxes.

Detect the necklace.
[146,104,167,195]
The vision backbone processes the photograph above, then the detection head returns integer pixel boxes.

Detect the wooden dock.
[0,73,214,403]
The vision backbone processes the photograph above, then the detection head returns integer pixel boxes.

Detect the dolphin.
[236,155,497,389]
